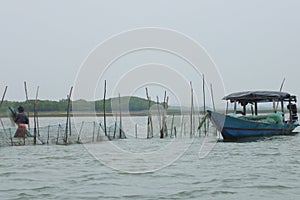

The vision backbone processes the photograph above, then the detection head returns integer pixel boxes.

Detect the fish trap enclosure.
[0,121,126,147]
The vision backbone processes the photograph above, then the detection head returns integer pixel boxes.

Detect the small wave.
[0,171,15,177]
[248,184,293,190]
[191,178,219,185]
[210,190,236,195]
[169,189,208,199]
[254,152,281,156]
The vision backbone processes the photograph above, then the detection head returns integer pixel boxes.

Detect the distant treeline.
[0,96,161,114]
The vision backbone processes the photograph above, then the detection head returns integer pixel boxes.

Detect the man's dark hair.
[18,106,24,113]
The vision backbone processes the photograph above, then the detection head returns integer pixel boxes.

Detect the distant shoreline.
[0,109,185,118]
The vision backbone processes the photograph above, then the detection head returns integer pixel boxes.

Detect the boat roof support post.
[288,98,292,123]
[234,100,237,114]
[226,101,229,115]
[254,102,258,115]
[281,100,285,122]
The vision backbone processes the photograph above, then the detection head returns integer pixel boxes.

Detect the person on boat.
[13,106,29,137]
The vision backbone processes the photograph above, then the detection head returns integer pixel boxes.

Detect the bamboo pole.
[135,123,137,138]
[77,121,84,143]
[174,126,177,138]
[92,121,95,142]
[24,82,30,129]
[202,75,207,135]
[9,128,13,146]
[145,88,153,138]
[65,86,73,144]
[190,81,193,138]
[56,124,61,144]
[0,86,8,106]
[164,96,169,137]
[103,80,107,136]
[113,121,117,139]
[210,84,216,112]
[69,112,71,136]
[36,111,40,137]
[0,119,6,134]
[180,114,184,136]
[0,86,8,132]
[33,86,39,145]
[160,92,168,138]
[119,93,122,139]
[198,115,201,137]
[97,122,101,141]
[145,88,150,138]
[275,78,286,112]
[156,96,162,138]
[210,83,217,136]
[47,125,50,144]
[170,114,174,137]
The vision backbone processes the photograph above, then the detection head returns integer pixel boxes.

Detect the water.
[1,117,300,199]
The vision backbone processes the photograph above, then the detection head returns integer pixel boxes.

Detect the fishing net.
[0,121,126,147]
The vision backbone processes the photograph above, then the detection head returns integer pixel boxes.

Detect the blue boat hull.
[207,110,298,141]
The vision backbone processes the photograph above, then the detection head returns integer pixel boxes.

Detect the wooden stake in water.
[180,114,184,136]
[210,83,217,136]
[156,96,163,138]
[24,82,30,129]
[275,77,286,112]
[174,126,177,138]
[0,119,6,134]
[9,128,13,146]
[65,86,73,144]
[170,114,174,137]
[0,86,8,106]
[33,86,39,145]
[0,86,8,132]
[135,123,138,138]
[164,95,169,137]
[145,88,153,138]
[113,121,117,139]
[103,80,107,136]
[56,124,61,144]
[47,125,50,144]
[202,75,207,136]
[119,93,122,138]
[190,81,194,138]
[210,83,216,112]
[36,111,40,137]
[160,91,168,138]
[97,122,101,141]
[77,121,84,143]
[92,121,96,142]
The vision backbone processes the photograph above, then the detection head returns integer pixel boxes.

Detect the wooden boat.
[208,91,299,141]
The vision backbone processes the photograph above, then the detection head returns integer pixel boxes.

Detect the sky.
[0,0,300,108]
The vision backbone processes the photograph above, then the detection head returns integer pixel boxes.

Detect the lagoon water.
[1,117,300,199]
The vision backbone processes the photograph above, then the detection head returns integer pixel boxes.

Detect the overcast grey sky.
[0,0,299,106]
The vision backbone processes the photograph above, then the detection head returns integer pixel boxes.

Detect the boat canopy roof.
[223,91,297,104]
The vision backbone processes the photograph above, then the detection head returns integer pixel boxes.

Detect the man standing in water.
[13,106,29,137]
